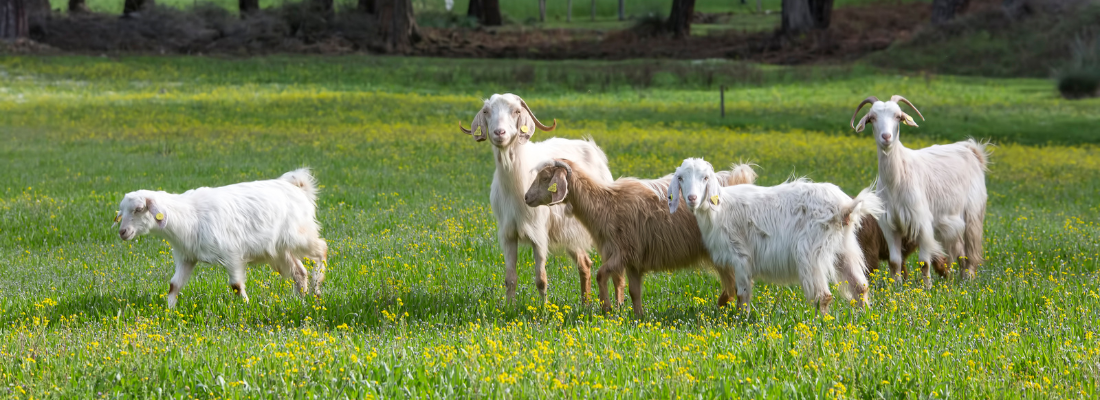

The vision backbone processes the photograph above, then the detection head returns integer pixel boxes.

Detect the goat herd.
[114,93,990,317]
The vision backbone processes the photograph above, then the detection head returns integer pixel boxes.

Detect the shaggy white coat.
[460,93,614,302]
[669,158,882,313]
[117,168,327,308]
[852,95,989,285]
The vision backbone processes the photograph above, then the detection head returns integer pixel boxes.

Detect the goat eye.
[704,177,708,181]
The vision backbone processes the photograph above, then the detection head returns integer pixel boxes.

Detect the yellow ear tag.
[114,211,121,223]
[155,213,165,221]
[548,183,557,193]
[520,125,529,134]
[710,195,720,205]
[903,114,917,126]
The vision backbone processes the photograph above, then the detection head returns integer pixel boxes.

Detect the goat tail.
[964,138,993,171]
[280,168,319,200]
[717,162,758,186]
[840,186,884,230]
[963,202,985,269]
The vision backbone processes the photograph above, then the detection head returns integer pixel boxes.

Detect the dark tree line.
[1,0,972,42]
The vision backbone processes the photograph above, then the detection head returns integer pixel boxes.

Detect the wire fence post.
[720,85,726,118]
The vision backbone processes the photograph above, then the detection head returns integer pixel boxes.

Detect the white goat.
[116,169,328,308]
[460,93,618,303]
[669,158,882,313]
[851,95,989,287]
[524,159,757,317]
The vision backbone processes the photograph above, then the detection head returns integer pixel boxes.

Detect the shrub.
[1057,34,1100,99]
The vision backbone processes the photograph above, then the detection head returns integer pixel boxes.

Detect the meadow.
[1,55,1099,398]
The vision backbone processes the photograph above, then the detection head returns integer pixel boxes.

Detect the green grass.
[1,55,1099,397]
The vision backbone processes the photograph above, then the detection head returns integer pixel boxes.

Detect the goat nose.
[881,133,892,141]
[687,195,697,202]
[118,228,127,237]
[493,128,506,136]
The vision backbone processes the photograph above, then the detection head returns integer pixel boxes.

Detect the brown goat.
[524,159,756,317]
[855,214,947,280]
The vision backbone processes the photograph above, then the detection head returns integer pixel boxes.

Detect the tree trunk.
[539,0,545,22]
[590,0,595,21]
[567,0,572,22]
[359,0,376,13]
[618,0,624,20]
[239,0,258,15]
[0,0,27,39]
[68,0,87,13]
[809,0,833,29]
[311,0,334,17]
[782,0,832,33]
[467,0,481,19]
[667,0,696,38]
[931,0,970,24]
[481,0,501,26]
[123,0,153,15]
[376,0,420,52]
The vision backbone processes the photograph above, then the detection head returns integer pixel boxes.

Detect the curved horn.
[850,96,880,130]
[519,98,558,131]
[459,121,472,134]
[890,95,924,121]
[552,159,573,178]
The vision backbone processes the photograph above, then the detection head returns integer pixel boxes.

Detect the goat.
[116,168,328,308]
[851,95,989,287]
[524,159,757,317]
[460,93,618,303]
[670,158,882,314]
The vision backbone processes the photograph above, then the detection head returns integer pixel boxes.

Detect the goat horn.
[459,122,472,134]
[519,99,558,131]
[850,96,880,130]
[890,95,924,121]
[552,159,573,178]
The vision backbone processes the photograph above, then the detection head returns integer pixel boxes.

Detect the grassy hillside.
[0,55,1098,397]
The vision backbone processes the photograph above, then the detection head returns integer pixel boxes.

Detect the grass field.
[1,55,1099,397]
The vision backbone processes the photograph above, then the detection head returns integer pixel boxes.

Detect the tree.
[239,0,259,15]
[0,0,27,39]
[359,0,375,13]
[539,0,546,22]
[311,0,334,17]
[666,0,696,38]
[123,0,154,15]
[931,0,970,24]
[467,0,501,26]
[68,0,88,13]
[618,0,624,21]
[781,0,833,34]
[375,0,420,52]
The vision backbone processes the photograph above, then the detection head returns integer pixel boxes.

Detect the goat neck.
[147,192,198,253]
[557,169,612,234]
[876,140,913,192]
[492,140,535,191]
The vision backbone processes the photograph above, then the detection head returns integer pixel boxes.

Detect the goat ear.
[706,175,722,209]
[900,112,919,127]
[854,113,871,133]
[146,198,167,228]
[547,167,568,205]
[668,175,681,214]
[516,110,535,145]
[461,109,488,142]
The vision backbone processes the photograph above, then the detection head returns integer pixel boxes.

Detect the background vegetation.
[1,55,1098,397]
